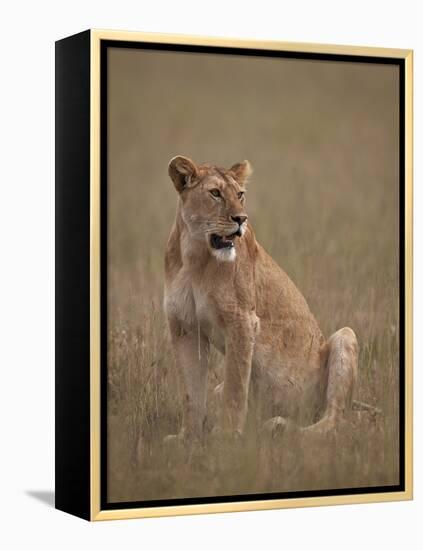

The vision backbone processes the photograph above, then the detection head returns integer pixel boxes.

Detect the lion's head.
[168,155,252,261]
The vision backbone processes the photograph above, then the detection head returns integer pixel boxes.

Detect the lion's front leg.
[168,319,210,443]
[221,315,256,435]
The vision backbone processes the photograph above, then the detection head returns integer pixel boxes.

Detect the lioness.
[164,155,358,445]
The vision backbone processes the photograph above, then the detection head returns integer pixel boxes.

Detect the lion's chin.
[211,246,237,262]
[207,226,246,262]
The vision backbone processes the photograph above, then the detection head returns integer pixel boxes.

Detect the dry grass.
[106,48,400,503]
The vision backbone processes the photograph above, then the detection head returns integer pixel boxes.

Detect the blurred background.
[107,46,399,503]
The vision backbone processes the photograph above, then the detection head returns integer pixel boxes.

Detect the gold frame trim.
[89,29,413,521]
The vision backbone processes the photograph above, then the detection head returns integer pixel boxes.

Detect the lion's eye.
[210,189,221,198]
[238,191,245,200]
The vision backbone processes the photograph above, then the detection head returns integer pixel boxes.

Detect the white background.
[0,0,421,548]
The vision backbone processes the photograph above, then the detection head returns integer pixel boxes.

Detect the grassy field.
[106,48,400,502]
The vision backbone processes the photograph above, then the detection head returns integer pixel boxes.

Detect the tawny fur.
[164,156,358,441]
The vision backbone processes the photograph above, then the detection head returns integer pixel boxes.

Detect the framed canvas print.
[55,29,413,521]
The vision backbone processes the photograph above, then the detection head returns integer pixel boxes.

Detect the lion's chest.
[164,272,224,348]
[192,285,216,322]
[195,288,225,351]
[164,273,197,330]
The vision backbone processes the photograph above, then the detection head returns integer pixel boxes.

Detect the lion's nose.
[231,215,248,226]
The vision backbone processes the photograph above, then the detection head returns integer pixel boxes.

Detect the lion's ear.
[230,160,252,186]
[168,155,199,193]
